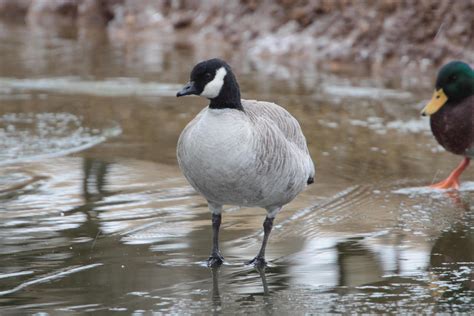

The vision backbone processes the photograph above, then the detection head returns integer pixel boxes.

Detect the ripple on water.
[0,77,182,97]
[393,181,474,197]
[0,112,121,166]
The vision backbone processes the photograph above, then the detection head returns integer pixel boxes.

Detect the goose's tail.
[306,158,316,185]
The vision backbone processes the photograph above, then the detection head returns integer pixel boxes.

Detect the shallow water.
[0,22,472,314]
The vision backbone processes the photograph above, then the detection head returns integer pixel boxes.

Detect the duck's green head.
[421,61,474,116]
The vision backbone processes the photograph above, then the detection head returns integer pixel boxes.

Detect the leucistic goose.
[421,61,474,190]
[176,58,315,267]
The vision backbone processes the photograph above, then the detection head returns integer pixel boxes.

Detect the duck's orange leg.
[430,157,470,190]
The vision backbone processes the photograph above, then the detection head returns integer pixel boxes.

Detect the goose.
[421,61,474,189]
[176,58,315,267]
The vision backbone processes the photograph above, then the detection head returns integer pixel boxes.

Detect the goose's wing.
[242,99,315,181]
[242,100,310,154]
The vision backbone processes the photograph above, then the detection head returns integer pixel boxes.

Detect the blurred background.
[0,0,473,314]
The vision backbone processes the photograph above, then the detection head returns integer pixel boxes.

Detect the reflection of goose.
[210,265,285,308]
[82,158,109,203]
[177,59,315,267]
[211,268,221,309]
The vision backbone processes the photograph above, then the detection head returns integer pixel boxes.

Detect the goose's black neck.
[209,97,243,111]
[209,68,244,111]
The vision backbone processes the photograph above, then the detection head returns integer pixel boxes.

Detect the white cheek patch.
[201,67,227,99]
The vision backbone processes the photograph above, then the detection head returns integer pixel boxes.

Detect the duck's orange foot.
[429,157,470,190]
[430,177,460,190]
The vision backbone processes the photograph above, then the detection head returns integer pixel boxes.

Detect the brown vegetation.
[0,0,473,70]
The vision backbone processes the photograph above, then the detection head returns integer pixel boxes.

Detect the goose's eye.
[205,72,212,80]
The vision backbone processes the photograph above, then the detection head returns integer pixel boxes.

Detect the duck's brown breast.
[430,95,474,156]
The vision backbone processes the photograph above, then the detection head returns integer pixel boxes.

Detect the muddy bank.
[0,0,473,73]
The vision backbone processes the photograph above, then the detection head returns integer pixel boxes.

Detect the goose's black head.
[177,58,243,110]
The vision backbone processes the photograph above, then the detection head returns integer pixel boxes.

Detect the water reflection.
[429,202,474,309]
[337,238,384,287]
[211,268,221,310]
[82,158,109,203]
[210,266,278,315]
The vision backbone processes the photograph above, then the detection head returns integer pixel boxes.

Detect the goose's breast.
[178,111,258,202]
[191,124,254,174]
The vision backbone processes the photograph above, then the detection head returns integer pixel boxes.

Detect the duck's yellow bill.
[421,89,448,116]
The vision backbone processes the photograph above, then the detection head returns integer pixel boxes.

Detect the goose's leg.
[208,202,224,267]
[247,207,280,268]
[430,157,470,190]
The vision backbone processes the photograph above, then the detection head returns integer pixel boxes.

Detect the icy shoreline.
[0,0,472,73]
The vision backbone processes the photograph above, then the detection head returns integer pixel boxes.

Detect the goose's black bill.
[177,81,198,97]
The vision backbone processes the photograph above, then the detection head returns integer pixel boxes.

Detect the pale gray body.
[177,99,315,218]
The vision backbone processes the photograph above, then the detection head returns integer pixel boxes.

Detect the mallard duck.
[421,61,474,189]
[176,58,315,267]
